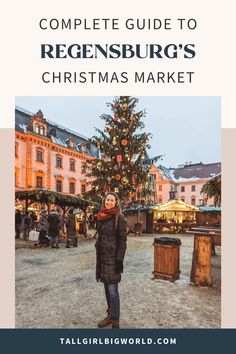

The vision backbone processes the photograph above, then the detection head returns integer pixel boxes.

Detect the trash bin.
[153,237,181,281]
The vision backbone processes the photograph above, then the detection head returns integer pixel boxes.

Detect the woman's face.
[105,194,116,209]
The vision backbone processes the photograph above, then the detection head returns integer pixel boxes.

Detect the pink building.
[15,106,98,195]
[150,162,221,206]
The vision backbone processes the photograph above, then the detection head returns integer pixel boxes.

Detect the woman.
[95,192,127,329]
[65,208,77,248]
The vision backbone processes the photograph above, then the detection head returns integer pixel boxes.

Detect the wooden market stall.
[152,200,200,233]
[124,200,200,234]
[15,188,99,237]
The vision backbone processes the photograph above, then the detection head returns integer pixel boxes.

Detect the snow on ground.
[15,233,221,328]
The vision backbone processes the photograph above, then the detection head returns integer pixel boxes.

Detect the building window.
[69,159,75,171]
[69,182,75,194]
[191,185,196,192]
[35,124,40,134]
[181,186,185,192]
[36,149,43,162]
[56,155,63,168]
[158,197,163,203]
[158,185,162,191]
[56,180,62,192]
[181,197,185,202]
[199,199,204,206]
[191,197,196,205]
[81,163,86,174]
[36,176,43,188]
[15,168,19,187]
[81,184,86,194]
[69,140,75,148]
[15,142,19,157]
[40,125,45,136]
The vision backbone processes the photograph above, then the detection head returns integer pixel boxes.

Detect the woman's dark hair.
[103,192,121,229]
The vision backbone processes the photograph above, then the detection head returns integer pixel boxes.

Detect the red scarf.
[97,205,118,221]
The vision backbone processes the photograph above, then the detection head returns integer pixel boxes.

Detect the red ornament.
[117,155,122,162]
[132,176,135,185]
[114,113,119,121]
[115,174,121,181]
[121,139,128,146]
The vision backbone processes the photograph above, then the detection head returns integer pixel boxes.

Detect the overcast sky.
[15,96,221,168]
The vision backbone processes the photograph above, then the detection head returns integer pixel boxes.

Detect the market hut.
[152,200,200,233]
[124,200,200,234]
[196,206,221,227]
[15,188,99,237]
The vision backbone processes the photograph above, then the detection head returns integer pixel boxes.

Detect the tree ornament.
[132,176,135,184]
[114,187,119,193]
[96,161,102,170]
[123,103,128,110]
[121,139,128,146]
[121,177,129,185]
[117,154,122,162]
[115,174,121,181]
[114,113,119,121]
[112,137,117,145]
[114,165,119,171]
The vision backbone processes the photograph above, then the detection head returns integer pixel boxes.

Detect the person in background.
[47,209,60,249]
[22,211,31,241]
[66,208,77,248]
[15,209,22,239]
[93,213,98,239]
[38,210,49,247]
[30,211,37,230]
[95,192,127,329]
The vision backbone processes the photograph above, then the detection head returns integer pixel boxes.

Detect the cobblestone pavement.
[15,234,221,328]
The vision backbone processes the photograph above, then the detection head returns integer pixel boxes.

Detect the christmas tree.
[85,96,153,206]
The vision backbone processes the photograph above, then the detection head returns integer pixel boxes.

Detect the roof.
[152,199,200,211]
[124,199,200,214]
[15,105,99,158]
[157,162,221,183]
[15,188,99,210]
[199,206,221,212]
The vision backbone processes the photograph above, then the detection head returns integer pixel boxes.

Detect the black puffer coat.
[95,214,127,284]
[47,212,60,237]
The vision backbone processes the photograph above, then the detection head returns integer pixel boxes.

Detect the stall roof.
[15,188,99,210]
[124,200,200,214]
[152,199,200,212]
[199,206,221,212]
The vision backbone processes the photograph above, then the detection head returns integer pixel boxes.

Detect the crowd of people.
[15,208,89,248]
